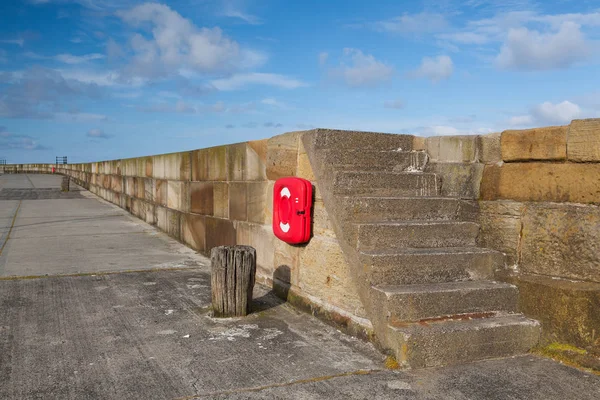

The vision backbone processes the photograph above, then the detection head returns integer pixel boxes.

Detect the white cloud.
[211,73,306,90]
[331,48,394,88]
[87,128,111,139]
[496,22,590,70]
[509,100,582,127]
[0,39,25,47]
[410,55,453,82]
[222,8,262,25]
[437,32,490,44]
[55,112,108,122]
[116,3,266,79]
[319,52,329,66]
[419,125,461,136]
[376,12,448,34]
[531,101,581,124]
[55,53,105,64]
[384,99,405,109]
[261,98,290,109]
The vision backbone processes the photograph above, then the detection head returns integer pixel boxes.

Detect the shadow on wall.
[251,265,291,313]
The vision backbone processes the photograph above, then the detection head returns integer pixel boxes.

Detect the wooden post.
[211,245,256,317]
[61,176,70,192]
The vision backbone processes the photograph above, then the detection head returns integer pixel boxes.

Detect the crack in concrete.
[173,369,383,399]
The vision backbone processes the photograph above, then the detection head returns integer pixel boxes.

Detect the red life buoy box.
[273,177,313,244]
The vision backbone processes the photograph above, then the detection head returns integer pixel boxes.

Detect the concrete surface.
[1,174,599,399]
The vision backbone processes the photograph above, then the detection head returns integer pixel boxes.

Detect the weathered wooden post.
[61,176,70,192]
[211,245,256,317]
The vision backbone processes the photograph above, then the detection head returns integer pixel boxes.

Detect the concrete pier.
[0,174,598,399]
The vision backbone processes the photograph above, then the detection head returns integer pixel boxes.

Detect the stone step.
[372,281,518,322]
[388,314,540,368]
[313,130,414,151]
[320,149,428,171]
[357,221,480,251]
[361,247,502,286]
[333,171,439,197]
[341,196,478,223]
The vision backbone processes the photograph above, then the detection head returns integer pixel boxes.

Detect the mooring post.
[211,245,256,317]
[60,176,70,192]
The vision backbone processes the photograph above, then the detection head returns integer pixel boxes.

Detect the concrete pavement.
[1,174,599,399]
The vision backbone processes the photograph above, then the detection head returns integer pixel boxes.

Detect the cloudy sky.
[1,0,599,163]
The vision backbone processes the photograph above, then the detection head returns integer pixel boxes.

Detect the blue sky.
[1,0,599,163]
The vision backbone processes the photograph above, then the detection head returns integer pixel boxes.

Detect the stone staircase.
[303,130,540,369]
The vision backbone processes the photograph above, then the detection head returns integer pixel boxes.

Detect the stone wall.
[0,132,367,329]
[419,119,600,351]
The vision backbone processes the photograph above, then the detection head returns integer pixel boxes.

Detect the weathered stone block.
[273,238,300,286]
[164,151,191,181]
[501,126,567,161]
[426,136,478,162]
[156,206,181,239]
[428,162,483,198]
[506,273,600,350]
[246,141,267,181]
[145,157,153,177]
[213,182,229,218]
[155,179,167,206]
[153,155,165,179]
[520,203,600,282]
[247,182,268,224]
[144,179,154,202]
[412,136,427,151]
[478,201,524,266]
[167,181,189,212]
[191,149,208,181]
[180,213,205,251]
[298,236,366,317]
[479,132,501,163]
[135,177,145,199]
[207,146,228,181]
[296,149,315,181]
[312,200,336,239]
[227,143,246,181]
[110,175,122,193]
[229,183,247,221]
[480,163,600,203]
[205,217,236,252]
[568,119,600,162]
[266,132,300,180]
[235,221,275,275]
[190,182,213,215]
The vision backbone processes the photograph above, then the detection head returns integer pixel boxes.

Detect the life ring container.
[272,177,313,244]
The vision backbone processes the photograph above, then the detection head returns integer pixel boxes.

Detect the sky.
[1,0,600,163]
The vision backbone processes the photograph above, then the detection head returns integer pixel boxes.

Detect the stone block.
[164,151,191,181]
[180,213,206,252]
[266,132,300,180]
[122,159,136,176]
[156,206,181,239]
[110,175,122,193]
[412,136,427,151]
[273,238,300,286]
[155,179,167,206]
[235,221,275,275]
[190,182,213,215]
[296,151,315,181]
[501,126,567,161]
[480,163,600,203]
[213,182,229,218]
[167,181,189,212]
[144,157,153,177]
[247,182,268,224]
[298,236,365,317]
[428,162,483,198]
[205,216,236,252]
[478,201,524,265]
[478,132,501,163]
[191,149,208,181]
[568,119,600,162]
[520,203,600,282]
[135,177,145,199]
[506,273,600,350]
[153,155,165,179]
[245,144,267,181]
[229,182,247,221]
[248,139,268,164]
[144,179,154,202]
[227,143,246,181]
[124,177,134,196]
[207,146,228,181]
[426,135,478,162]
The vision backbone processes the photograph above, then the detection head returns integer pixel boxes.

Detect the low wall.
[0,132,367,332]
